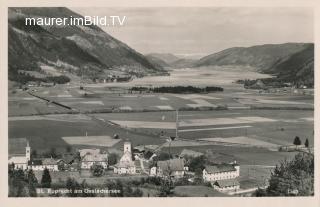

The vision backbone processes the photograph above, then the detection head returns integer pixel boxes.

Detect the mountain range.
[194,43,314,84]
[146,53,197,68]
[8,7,165,83]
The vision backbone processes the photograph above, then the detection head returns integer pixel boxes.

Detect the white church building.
[114,142,136,174]
[8,138,31,170]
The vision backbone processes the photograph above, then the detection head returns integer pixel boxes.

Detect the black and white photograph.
[4,3,317,200]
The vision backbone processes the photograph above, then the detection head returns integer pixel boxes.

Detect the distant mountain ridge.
[146,53,197,68]
[194,43,314,85]
[8,7,165,83]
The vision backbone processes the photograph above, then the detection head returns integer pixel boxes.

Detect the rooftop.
[204,164,236,174]
[157,159,184,172]
[215,179,240,188]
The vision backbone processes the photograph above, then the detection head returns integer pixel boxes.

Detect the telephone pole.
[175,109,179,139]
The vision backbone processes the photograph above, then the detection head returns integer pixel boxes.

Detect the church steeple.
[26,140,31,161]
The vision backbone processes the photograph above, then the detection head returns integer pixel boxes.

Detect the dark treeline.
[131,86,223,94]
[9,70,70,85]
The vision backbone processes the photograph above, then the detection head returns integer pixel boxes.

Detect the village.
[8,137,244,196]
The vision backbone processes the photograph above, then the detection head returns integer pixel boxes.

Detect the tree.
[66,145,72,153]
[304,138,309,148]
[108,153,118,166]
[258,152,314,196]
[31,150,37,159]
[41,168,52,188]
[27,169,38,197]
[91,164,104,177]
[293,136,301,147]
[188,155,207,172]
[8,169,30,197]
[66,177,81,197]
[154,152,171,161]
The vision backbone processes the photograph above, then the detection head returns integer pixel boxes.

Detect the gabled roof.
[215,179,240,188]
[42,158,58,165]
[157,159,184,172]
[61,154,75,164]
[204,164,236,174]
[28,159,43,165]
[82,153,108,162]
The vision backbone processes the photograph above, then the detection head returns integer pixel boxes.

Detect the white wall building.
[8,140,30,170]
[203,164,240,182]
[213,179,240,192]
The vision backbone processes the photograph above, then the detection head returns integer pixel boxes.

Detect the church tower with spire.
[26,141,31,161]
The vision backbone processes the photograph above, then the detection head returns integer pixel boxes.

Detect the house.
[213,179,240,192]
[114,142,136,174]
[28,158,59,171]
[203,164,240,182]
[79,149,108,169]
[8,138,31,170]
[151,159,185,178]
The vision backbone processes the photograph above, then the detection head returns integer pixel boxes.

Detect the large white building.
[114,142,136,174]
[8,139,30,170]
[203,163,240,182]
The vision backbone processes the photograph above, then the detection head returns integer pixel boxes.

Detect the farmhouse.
[8,138,30,170]
[203,163,240,182]
[114,142,136,174]
[151,159,186,178]
[213,179,240,192]
[79,149,108,169]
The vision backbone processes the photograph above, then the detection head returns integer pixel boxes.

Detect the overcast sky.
[72,7,313,58]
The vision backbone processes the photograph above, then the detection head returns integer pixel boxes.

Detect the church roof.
[8,156,27,164]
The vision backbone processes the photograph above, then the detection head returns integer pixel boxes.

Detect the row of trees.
[293,136,309,148]
[8,164,51,197]
[131,86,223,94]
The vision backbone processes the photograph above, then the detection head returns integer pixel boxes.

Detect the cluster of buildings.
[8,138,241,193]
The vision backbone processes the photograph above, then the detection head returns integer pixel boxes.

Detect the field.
[8,66,314,193]
[62,135,121,147]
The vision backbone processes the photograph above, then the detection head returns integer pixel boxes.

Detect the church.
[8,138,31,170]
[113,142,136,174]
